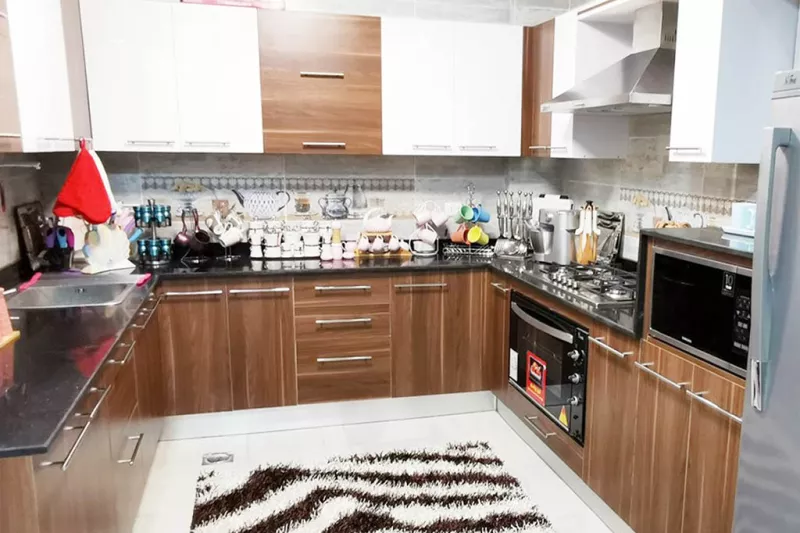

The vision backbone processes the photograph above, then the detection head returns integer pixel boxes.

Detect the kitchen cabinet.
[441,270,486,393]
[173,3,263,153]
[583,323,638,522]
[668,0,795,163]
[521,20,554,158]
[158,280,232,415]
[1,0,90,152]
[258,10,382,154]
[382,18,522,157]
[483,274,511,401]
[391,272,445,396]
[549,11,629,159]
[227,278,297,409]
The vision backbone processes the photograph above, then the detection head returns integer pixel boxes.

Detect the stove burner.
[532,262,637,308]
[605,287,634,300]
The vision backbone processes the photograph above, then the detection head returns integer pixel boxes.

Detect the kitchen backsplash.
[0,154,48,271]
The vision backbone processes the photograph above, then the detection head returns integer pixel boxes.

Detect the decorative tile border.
[142,175,415,192]
[619,187,736,216]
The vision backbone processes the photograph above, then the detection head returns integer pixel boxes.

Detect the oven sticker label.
[526,351,547,406]
[509,349,518,380]
[559,406,569,428]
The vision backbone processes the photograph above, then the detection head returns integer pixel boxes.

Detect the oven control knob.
[568,350,581,361]
[568,396,581,406]
[568,373,582,384]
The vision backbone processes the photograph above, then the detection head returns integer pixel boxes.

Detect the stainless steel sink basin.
[6,275,141,310]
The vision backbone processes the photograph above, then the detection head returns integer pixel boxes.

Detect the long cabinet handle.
[39,422,92,471]
[117,434,145,466]
[126,140,175,146]
[523,416,556,439]
[106,341,136,366]
[491,282,510,293]
[665,146,703,152]
[512,303,573,344]
[0,133,22,138]
[131,301,160,329]
[458,145,497,152]
[229,288,291,295]
[303,142,346,149]
[413,144,451,151]
[634,362,689,390]
[686,390,742,424]
[314,285,371,292]
[315,318,372,326]
[528,145,567,150]
[317,356,373,363]
[163,290,223,297]
[589,336,633,358]
[394,283,448,289]
[74,386,113,419]
[185,141,231,147]
[300,71,345,79]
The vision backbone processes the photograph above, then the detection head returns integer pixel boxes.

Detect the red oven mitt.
[53,139,112,224]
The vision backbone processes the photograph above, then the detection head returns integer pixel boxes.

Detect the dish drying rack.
[442,242,494,257]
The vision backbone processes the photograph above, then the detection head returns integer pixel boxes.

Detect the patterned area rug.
[191,441,553,533]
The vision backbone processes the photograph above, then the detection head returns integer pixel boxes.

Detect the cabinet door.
[381,18,456,156]
[629,340,693,533]
[441,271,486,393]
[227,278,297,410]
[0,3,21,152]
[584,324,638,521]
[391,272,445,396]
[683,363,743,533]
[159,281,231,415]
[174,3,262,153]
[484,275,511,401]
[453,23,522,157]
[80,0,179,152]
[521,21,554,158]
[259,11,382,154]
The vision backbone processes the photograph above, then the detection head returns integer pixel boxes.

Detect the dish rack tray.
[442,242,494,258]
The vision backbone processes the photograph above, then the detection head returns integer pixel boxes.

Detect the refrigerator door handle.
[750,126,792,412]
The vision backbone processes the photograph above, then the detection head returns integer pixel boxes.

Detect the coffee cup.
[413,204,432,226]
[265,246,281,258]
[264,232,280,247]
[458,205,475,223]
[344,241,357,253]
[472,205,490,223]
[416,225,437,246]
[431,209,449,227]
[450,224,469,244]
[371,236,386,253]
[357,235,371,252]
[219,226,243,247]
[467,225,489,245]
[343,251,356,260]
[388,236,400,252]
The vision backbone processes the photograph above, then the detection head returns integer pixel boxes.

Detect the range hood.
[541,2,678,115]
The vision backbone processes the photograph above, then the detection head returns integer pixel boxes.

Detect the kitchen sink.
[6,275,141,310]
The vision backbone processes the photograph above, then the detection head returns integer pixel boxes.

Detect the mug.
[388,236,400,252]
[320,243,333,257]
[344,241,357,253]
[472,205,490,223]
[431,209,449,228]
[304,246,321,258]
[467,225,489,245]
[284,231,301,245]
[458,205,475,223]
[219,227,243,247]
[320,249,333,261]
[450,224,469,244]
[302,233,320,246]
[417,226,438,246]
[332,245,344,260]
[371,236,386,253]
[357,235,371,252]
[264,233,280,247]
[265,246,281,258]
[413,204,432,226]
[250,244,263,259]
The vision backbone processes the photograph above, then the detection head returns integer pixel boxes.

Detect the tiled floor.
[133,411,612,532]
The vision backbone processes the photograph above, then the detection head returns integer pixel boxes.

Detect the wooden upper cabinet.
[158,280,232,415]
[584,323,639,522]
[257,10,382,154]
[0,4,21,152]
[227,278,297,410]
[521,20,554,158]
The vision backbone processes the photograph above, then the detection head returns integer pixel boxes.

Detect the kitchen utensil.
[331,244,344,260]
[458,205,474,223]
[467,225,489,245]
[472,205,491,223]
[173,210,191,248]
[412,241,436,253]
[370,236,386,253]
[430,208,449,228]
[136,273,152,287]
[451,224,469,244]
[304,245,320,258]
[388,236,400,252]
[319,193,351,219]
[265,246,281,259]
[264,232,280,247]
[363,208,393,232]
[191,209,212,252]
[416,225,438,246]
[343,251,356,260]
[352,183,368,212]
[250,244,264,259]
[357,236,371,252]
[413,203,433,226]
[232,189,290,219]
[294,192,311,214]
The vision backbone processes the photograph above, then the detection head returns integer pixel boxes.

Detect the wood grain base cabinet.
[483,274,511,402]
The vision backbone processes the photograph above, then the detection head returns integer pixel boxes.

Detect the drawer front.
[106,358,138,458]
[298,360,390,404]
[295,312,390,345]
[297,348,390,376]
[503,384,584,476]
[294,276,390,308]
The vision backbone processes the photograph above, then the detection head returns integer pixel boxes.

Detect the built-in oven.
[508,292,588,446]
[650,247,751,378]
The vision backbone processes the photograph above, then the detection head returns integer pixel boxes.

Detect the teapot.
[319,193,351,219]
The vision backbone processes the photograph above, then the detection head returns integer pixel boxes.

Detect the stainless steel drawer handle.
[106,341,136,366]
[589,336,633,359]
[164,290,224,297]
[0,133,22,138]
[686,390,742,424]
[131,303,160,329]
[303,142,346,149]
[634,362,689,390]
[315,318,372,326]
[394,282,447,288]
[117,434,145,466]
[458,145,497,152]
[74,386,113,419]
[491,282,510,293]
[300,71,345,79]
[317,356,373,363]
[523,416,556,439]
[314,285,371,292]
[126,140,175,146]
[185,141,231,147]
[229,287,291,295]
[412,144,451,151]
[665,146,702,152]
[39,421,92,471]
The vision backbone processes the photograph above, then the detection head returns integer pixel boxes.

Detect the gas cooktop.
[527,264,637,309]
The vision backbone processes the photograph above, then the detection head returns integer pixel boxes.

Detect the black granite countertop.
[640,227,754,259]
[0,256,637,458]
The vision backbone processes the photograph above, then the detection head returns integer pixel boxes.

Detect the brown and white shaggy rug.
[191,441,553,533]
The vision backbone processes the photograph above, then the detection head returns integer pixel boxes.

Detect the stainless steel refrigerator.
[735,70,800,532]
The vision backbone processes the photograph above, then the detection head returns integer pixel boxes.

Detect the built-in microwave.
[508,292,588,446]
[649,247,751,378]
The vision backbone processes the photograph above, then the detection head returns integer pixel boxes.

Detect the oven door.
[508,295,587,445]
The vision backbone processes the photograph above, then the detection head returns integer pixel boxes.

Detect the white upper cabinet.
[4,0,90,152]
[669,0,796,163]
[382,18,522,157]
[173,3,262,153]
[81,0,263,153]
[453,22,522,156]
[81,0,179,152]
